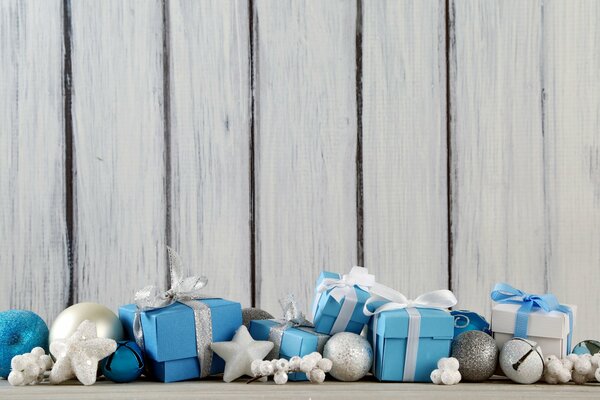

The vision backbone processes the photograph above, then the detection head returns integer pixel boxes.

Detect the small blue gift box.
[311,269,373,335]
[249,319,329,381]
[370,308,454,382]
[119,299,242,382]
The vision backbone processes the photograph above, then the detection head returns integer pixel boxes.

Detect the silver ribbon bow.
[134,247,214,378]
[267,295,328,360]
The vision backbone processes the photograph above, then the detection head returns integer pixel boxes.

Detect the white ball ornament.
[274,371,288,385]
[49,303,124,357]
[430,369,442,384]
[289,356,302,370]
[317,358,333,373]
[499,338,544,384]
[308,368,326,384]
[595,367,600,382]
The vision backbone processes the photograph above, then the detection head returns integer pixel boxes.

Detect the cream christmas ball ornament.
[49,303,124,357]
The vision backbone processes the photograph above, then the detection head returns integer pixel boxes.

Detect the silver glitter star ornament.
[49,320,117,385]
[210,325,274,382]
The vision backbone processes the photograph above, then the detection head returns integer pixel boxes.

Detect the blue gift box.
[312,271,372,335]
[249,319,329,381]
[119,298,242,382]
[370,307,454,382]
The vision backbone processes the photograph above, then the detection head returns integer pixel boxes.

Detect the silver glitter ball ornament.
[499,338,544,384]
[323,332,372,381]
[242,308,274,328]
[451,330,498,382]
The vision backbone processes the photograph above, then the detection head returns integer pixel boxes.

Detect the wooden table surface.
[1,377,599,399]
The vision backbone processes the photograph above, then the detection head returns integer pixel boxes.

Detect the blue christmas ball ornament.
[451,310,491,338]
[0,310,49,378]
[100,340,144,383]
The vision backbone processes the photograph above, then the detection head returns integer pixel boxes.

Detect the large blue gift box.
[370,308,454,382]
[312,270,372,335]
[119,299,242,382]
[249,319,329,381]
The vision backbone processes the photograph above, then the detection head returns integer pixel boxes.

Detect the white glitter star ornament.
[210,325,274,382]
[49,320,117,385]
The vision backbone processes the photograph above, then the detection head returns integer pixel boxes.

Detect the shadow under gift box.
[312,271,372,335]
[249,319,330,381]
[370,308,454,382]
[119,299,242,382]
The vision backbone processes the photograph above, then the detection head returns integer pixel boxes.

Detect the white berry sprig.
[8,347,54,386]
[249,352,333,384]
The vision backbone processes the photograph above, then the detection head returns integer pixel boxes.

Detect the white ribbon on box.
[364,288,457,381]
[311,267,376,334]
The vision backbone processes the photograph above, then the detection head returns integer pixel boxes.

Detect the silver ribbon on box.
[133,247,214,378]
[311,266,376,334]
[364,288,457,381]
[267,295,329,360]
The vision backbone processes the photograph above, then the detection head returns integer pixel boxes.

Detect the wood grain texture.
[168,0,251,306]
[362,0,448,296]
[450,0,546,316]
[2,379,600,400]
[0,0,69,322]
[70,0,167,310]
[544,0,600,343]
[253,0,358,314]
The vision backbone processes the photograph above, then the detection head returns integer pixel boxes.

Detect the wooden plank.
[450,1,546,315]
[362,0,448,296]
[168,0,251,306]
[254,0,358,314]
[70,0,167,310]
[544,0,600,344]
[0,0,69,323]
[2,379,600,400]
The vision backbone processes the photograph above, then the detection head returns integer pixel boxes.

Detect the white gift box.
[491,303,576,358]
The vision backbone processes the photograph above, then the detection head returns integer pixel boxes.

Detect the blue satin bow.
[491,283,573,352]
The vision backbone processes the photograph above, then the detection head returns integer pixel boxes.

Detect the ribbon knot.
[491,283,573,353]
[267,295,319,360]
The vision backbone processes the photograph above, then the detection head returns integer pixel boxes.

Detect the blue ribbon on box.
[490,282,574,352]
[133,247,215,378]
[364,287,457,381]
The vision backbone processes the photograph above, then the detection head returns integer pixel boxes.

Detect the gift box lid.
[491,303,576,339]
[374,308,454,339]
[119,298,241,362]
[249,319,326,357]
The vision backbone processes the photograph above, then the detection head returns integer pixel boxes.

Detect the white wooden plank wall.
[0,0,69,324]
[253,0,358,314]
[1,0,599,342]
[544,0,600,343]
[450,0,547,321]
[70,0,167,310]
[168,0,252,306]
[363,0,448,297]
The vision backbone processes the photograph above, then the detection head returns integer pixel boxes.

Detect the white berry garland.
[8,347,54,386]
[430,357,461,385]
[544,353,600,384]
[250,352,333,384]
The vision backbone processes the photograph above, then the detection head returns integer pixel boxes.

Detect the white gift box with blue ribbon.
[365,289,457,382]
[311,267,375,335]
[491,283,576,358]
